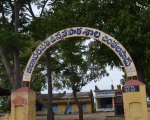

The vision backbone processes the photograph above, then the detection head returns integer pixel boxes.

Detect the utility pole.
[111,80,114,90]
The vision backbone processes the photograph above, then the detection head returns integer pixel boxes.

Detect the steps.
[105,116,124,120]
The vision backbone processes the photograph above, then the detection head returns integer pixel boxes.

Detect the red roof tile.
[12,87,34,93]
[123,80,145,86]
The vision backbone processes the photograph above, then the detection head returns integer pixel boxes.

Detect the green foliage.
[47,38,108,91]
[0,96,10,112]
[31,67,47,94]
[105,1,150,83]
[0,0,50,94]
[44,0,150,90]
[0,78,12,112]
[0,30,31,51]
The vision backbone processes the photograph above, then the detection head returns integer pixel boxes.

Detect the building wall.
[58,104,66,114]
[58,102,92,114]
[36,97,94,115]
[86,103,92,113]
[53,98,91,103]
[69,102,92,113]
[95,90,116,112]
[72,103,78,113]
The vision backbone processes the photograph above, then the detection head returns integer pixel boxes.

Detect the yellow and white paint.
[123,80,148,120]
[22,27,137,82]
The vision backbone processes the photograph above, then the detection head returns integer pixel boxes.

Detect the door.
[66,104,72,114]
[82,102,86,110]
[52,104,58,114]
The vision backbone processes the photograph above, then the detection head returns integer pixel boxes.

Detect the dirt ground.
[36,112,115,120]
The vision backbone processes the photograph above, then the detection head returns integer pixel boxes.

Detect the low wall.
[105,116,124,120]
[0,113,9,120]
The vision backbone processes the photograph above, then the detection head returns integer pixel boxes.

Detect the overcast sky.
[81,66,124,91]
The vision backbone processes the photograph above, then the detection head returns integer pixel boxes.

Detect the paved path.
[36,112,115,120]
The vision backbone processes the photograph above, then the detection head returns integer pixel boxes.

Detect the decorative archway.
[22,27,137,82]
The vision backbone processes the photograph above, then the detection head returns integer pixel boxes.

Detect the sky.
[81,66,124,91]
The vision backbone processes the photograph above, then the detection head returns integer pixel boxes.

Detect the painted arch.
[22,27,137,82]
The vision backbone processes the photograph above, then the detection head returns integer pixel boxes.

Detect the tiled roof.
[62,92,91,98]
[39,91,92,100]
[123,80,144,86]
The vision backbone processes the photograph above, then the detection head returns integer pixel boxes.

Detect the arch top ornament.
[22,27,137,82]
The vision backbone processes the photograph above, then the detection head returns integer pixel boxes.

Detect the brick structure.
[1,87,36,120]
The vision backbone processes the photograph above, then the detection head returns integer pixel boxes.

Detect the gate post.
[2,87,36,120]
[122,80,148,120]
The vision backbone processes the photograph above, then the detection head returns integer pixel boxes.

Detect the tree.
[97,0,150,83]
[47,38,108,120]
[1,0,150,119]
[47,0,150,84]
[0,0,50,112]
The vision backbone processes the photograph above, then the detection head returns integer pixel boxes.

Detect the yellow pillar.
[2,87,36,120]
[122,80,148,120]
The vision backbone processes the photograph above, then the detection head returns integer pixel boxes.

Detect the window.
[99,98,112,108]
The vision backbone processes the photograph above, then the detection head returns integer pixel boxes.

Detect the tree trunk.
[72,90,83,120]
[36,96,48,109]
[0,46,14,86]
[137,66,145,83]
[13,49,21,89]
[13,0,22,90]
[3,96,11,112]
[69,54,83,120]
[0,0,22,112]
[42,27,54,120]
[14,0,19,34]
[45,49,54,120]
[64,97,71,114]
